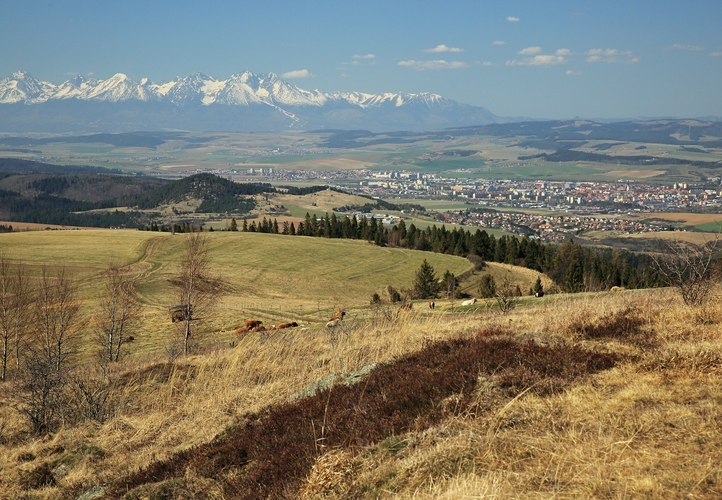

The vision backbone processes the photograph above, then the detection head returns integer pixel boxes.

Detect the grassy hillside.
[0,229,472,356]
[1,285,721,499]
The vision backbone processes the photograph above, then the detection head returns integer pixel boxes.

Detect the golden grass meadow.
[0,230,721,499]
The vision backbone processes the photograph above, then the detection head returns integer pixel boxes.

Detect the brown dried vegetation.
[2,289,722,499]
[108,334,616,499]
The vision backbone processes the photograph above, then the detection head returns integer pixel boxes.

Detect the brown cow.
[328,311,346,322]
[245,319,263,329]
[428,300,435,310]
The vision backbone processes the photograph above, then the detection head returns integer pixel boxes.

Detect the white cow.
[461,298,477,306]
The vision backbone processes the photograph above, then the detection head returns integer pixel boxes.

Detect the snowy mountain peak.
[0,69,497,132]
[0,69,465,111]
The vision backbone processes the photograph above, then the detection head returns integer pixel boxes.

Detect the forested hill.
[126,173,274,211]
[0,170,282,228]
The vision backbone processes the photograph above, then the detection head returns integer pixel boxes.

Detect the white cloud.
[518,46,542,55]
[493,40,506,45]
[585,48,638,63]
[340,73,351,78]
[710,51,722,57]
[507,16,520,22]
[481,61,493,66]
[566,70,582,76]
[556,48,572,56]
[424,44,463,53]
[282,69,314,79]
[506,54,567,66]
[353,54,375,59]
[398,59,469,70]
[506,54,568,66]
[666,44,703,51]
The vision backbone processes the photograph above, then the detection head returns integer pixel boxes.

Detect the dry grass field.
[2,230,722,499]
[631,213,722,226]
[0,286,721,499]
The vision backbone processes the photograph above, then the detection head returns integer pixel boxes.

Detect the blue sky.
[2,0,721,119]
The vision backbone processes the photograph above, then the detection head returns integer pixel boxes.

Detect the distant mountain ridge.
[0,70,497,133]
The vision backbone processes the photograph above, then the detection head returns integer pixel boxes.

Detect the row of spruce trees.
[237,212,663,293]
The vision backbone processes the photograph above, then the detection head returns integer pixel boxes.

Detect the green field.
[6,128,722,183]
[695,221,722,232]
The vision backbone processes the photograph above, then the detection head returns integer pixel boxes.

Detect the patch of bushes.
[109,333,617,499]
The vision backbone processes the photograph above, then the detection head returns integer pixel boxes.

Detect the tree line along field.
[0,229,473,357]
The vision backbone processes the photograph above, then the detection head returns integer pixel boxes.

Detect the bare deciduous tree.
[96,262,141,362]
[651,236,721,306]
[0,255,32,381]
[169,232,227,355]
[35,267,83,372]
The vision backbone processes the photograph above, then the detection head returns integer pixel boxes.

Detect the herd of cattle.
[168,285,627,337]
[235,319,300,333]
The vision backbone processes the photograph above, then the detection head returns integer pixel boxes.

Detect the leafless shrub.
[494,273,519,315]
[12,351,67,434]
[651,235,721,306]
[68,364,117,423]
[164,336,184,364]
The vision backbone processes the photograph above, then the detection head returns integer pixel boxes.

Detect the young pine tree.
[413,259,440,299]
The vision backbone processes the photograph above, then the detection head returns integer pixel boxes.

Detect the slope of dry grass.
[1,288,721,499]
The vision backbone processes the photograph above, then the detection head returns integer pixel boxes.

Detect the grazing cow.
[169,305,192,322]
[235,327,249,334]
[245,319,263,329]
[535,291,544,298]
[326,319,341,328]
[428,300,435,310]
[277,322,299,329]
[125,336,135,343]
[251,325,266,332]
[328,311,346,322]
[610,286,626,292]
[461,298,477,306]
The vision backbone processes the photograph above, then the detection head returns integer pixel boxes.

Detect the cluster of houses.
[442,211,673,242]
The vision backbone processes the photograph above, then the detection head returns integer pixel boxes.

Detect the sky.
[2,0,721,120]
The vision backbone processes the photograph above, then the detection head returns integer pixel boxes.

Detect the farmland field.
[4,128,721,183]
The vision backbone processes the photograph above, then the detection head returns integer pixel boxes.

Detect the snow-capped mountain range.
[0,70,498,133]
